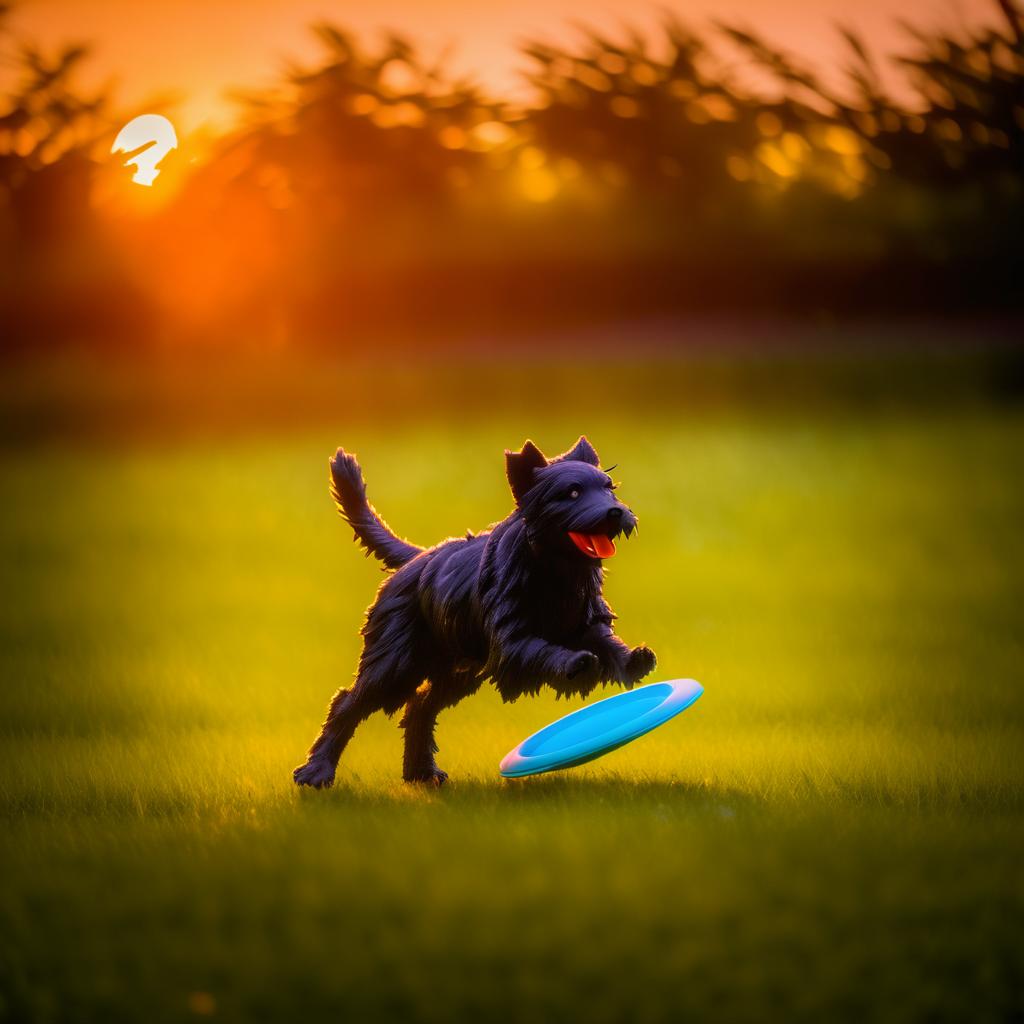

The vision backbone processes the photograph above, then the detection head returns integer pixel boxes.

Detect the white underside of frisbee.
[499,678,703,778]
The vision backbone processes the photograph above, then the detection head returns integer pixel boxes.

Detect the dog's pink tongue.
[569,532,616,559]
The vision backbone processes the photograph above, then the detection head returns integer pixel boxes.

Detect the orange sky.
[7,0,1003,132]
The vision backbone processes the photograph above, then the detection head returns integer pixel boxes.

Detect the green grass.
[1,397,1023,1022]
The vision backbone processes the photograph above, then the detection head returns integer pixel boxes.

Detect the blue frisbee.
[499,678,703,778]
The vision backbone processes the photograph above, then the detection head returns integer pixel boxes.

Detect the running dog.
[293,436,656,787]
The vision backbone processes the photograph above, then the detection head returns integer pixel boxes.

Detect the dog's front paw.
[625,645,657,685]
[404,766,449,787]
[293,758,336,789]
[565,650,600,681]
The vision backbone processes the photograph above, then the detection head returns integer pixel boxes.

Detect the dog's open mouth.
[568,532,616,559]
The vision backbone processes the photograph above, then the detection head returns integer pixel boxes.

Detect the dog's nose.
[608,508,622,520]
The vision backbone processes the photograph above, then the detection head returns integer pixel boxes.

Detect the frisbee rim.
[499,677,703,778]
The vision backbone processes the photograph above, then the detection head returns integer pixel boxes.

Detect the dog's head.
[505,436,637,561]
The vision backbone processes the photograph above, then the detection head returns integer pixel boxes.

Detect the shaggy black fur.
[293,436,656,788]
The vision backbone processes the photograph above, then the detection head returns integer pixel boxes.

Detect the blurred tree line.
[0,1,1022,351]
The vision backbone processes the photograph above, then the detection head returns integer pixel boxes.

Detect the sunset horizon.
[4,0,1005,131]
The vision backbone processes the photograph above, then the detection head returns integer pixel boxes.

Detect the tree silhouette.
[2,1,1023,348]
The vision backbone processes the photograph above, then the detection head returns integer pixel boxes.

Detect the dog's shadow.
[298,773,754,816]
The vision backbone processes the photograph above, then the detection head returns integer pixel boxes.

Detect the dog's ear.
[555,435,600,466]
[505,440,548,503]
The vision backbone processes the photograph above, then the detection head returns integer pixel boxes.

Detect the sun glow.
[111,114,178,186]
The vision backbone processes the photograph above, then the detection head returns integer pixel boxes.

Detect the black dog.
[293,436,656,787]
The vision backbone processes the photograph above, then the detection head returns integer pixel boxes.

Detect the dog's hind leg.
[295,563,431,788]
[293,682,376,789]
[294,627,428,788]
[400,672,481,785]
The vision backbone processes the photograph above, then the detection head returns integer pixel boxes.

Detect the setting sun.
[111,113,178,186]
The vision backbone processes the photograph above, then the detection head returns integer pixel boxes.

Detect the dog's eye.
[567,486,581,500]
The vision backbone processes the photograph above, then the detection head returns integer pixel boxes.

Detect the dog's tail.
[330,448,423,569]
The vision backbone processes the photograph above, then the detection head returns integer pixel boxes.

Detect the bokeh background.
[1,1,1022,1021]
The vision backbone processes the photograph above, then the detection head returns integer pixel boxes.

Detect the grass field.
[1,367,1023,1022]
